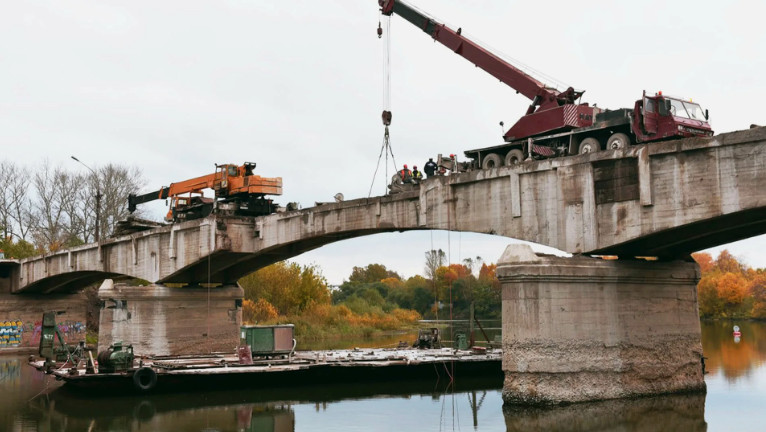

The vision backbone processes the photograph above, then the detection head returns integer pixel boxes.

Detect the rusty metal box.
[240,324,294,355]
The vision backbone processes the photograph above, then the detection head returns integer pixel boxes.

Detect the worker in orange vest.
[399,164,413,183]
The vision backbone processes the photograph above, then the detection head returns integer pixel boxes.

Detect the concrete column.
[97,280,243,357]
[498,244,705,405]
[0,291,87,352]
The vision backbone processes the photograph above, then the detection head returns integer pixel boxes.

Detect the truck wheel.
[505,149,524,166]
[482,153,503,169]
[578,137,601,154]
[607,133,630,150]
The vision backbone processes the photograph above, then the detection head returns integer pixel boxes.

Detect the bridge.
[2,126,765,294]
[3,126,765,404]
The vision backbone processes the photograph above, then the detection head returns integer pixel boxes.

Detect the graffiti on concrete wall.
[0,319,86,348]
[0,320,24,347]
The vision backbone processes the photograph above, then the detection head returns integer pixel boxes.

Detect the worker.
[399,164,413,183]
[424,158,437,177]
[412,165,423,182]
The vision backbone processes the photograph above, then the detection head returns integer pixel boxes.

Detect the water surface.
[1,321,763,431]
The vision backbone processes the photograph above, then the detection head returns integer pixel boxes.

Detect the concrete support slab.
[97,280,243,357]
[498,244,705,405]
[0,291,87,352]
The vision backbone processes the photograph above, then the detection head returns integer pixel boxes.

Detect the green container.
[240,324,295,355]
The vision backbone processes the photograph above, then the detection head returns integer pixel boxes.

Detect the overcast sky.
[2,0,765,284]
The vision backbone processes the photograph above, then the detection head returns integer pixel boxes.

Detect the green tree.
[0,237,37,259]
[348,263,400,284]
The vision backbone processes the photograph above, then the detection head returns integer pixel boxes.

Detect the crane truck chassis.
[379,0,713,169]
[128,162,282,223]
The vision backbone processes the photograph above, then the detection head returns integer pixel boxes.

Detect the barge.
[28,313,501,394]
[29,347,502,394]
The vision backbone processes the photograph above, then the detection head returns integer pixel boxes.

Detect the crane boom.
[379,0,581,113]
[379,0,713,168]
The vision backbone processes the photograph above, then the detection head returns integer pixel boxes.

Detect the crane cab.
[633,92,713,143]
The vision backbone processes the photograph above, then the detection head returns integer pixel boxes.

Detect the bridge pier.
[0,291,87,352]
[498,245,705,405]
[97,280,243,357]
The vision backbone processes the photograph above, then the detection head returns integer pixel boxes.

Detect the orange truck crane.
[128,162,282,222]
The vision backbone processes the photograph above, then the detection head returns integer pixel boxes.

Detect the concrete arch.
[19,270,127,294]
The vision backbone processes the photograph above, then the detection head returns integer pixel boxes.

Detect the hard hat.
[404,164,408,168]
[413,165,417,169]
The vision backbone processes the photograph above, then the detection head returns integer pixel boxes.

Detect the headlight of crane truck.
[128,162,282,222]
[378,0,713,169]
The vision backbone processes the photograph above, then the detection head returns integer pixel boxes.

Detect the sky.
[2,0,765,285]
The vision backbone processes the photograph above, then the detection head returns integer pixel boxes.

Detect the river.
[1,321,763,431]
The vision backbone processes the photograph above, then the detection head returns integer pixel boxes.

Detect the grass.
[247,303,422,342]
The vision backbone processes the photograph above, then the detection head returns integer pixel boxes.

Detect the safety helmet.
[404,164,408,168]
[413,166,417,169]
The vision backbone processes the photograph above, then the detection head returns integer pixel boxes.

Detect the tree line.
[238,249,501,340]
[693,250,766,319]
[0,160,143,256]
[240,248,766,333]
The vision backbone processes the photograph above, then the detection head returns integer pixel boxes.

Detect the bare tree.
[97,163,144,238]
[64,162,144,243]
[31,164,72,250]
[424,249,446,281]
[0,161,13,239]
[462,256,483,276]
[0,161,35,241]
[1,159,144,251]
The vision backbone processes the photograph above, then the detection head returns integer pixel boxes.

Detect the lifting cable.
[368,15,397,198]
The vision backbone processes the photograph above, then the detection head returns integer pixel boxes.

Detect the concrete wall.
[0,291,87,352]
[498,245,705,405]
[97,280,243,357]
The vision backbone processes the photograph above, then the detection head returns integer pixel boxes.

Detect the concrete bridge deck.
[3,126,766,294]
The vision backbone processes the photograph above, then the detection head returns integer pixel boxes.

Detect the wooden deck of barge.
[29,347,502,394]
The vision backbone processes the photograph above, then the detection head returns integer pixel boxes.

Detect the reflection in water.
[701,321,766,382]
[17,376,502,432]
[4,321,766,431]
[29,396,295,432]
[504,393,707,432]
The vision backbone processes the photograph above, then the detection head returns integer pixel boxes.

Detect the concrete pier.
[97,280,243,357]
[498,245,705,405]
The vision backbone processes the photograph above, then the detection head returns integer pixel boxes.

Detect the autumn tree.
[717,272,750,317]
[692,252,714,273]
[716,250,745,274]
[748,274,766,319]
[239,261,330,315]
[696,250,764,319]
[347,263,401,284]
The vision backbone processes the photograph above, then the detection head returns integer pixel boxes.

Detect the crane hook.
[377,21,383,39]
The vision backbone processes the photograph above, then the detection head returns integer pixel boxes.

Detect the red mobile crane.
[379,0,713,169]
